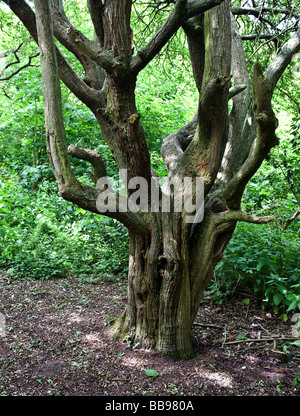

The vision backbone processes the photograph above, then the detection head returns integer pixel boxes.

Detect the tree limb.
[161,115,197,171]
[87,0,105,45]
[68,144,107,184]
[241,34,278,41]
[228,84,248,100]
[2,0,105,113]
[183,15,205,92]
[221,30,300,209]
[282,209,300,231]
[231,6,300,20]
[33,0,147,233]
[217,14,251,185]
[50,0,116,74]
[130,0,225,74]
[214,210,276,225]
[222,61,279,208]
[173,1,231,197]
[34,0,80,195]
[265,29,300,90]
[0,46,39,81]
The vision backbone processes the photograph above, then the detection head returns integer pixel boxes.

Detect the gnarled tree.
[1,0,299,358]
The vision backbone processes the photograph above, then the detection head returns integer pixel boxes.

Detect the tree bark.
[113,212,194,359]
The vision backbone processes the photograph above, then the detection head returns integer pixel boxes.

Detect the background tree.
[1,0,299,358]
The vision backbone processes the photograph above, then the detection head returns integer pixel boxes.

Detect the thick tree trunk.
[112,210,235,358]
[113,216,191,358]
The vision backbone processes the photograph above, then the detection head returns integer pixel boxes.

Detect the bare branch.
[68,144,107,184]
[231,6,300,20]
[131,0,225,74]
[161,115,197,171]
[33,0,146,232]
[0,52,39,81]
[276,86,300,112]
[223,62,279,208]
[173,1,231,197]
[0,42,23,67]
[214,209,276,225]
[34,0,79,195]
[241,34,278,41]
[219,27,300,209]
[2,0,105,112]
[87,0,104,45]
[265,29,300,90]
[228,84,247,99]
[50,0,116,74]
[282,209,300,230]
[217,14,251,185]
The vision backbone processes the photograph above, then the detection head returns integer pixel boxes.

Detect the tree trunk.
[112,209,236,359]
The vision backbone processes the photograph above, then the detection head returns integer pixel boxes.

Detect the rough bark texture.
[5,0,300,358]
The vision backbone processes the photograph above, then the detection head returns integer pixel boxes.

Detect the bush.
[0,172,129,281]
[210,222,300,315]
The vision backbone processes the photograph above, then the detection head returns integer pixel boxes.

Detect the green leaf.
[144,369,159,377]
[273,293,283,306]
[237,333,247,340]
[290,340,300,347]
[257,258,265,272]
[287,300,298,312]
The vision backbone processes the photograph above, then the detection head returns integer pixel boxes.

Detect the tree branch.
[241,34,278,41]
[0,43,39,81]
[228,84,248,100]
[265,29,300,90]
[220,29,300,209]
[2,0,105,113]
[183,14,205,92]
[0,42,23,68]
[130,0,225,74]
[282,209,300,231]
[161,115,197,171]
[173,1,231,197]
[33,0,146,233]
[223,62,279,208]
[217,14,251,185]
[87,0,104,45]
[214,210,276,225]
[50,0,116,74]
[231,6,300,20]
[68,144,107,184]
[34,0,80,195]
[276,86,300,113]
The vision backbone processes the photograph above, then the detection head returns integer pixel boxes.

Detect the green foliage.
[211,222,300,313]
[136,44,197,176]
[0,170,129,280]
[292,373,300,387]
[144,369,159,377]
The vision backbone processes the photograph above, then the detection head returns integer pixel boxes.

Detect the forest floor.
[0,270,299,397]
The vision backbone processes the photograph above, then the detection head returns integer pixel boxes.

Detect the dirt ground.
[0,270,299,397]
